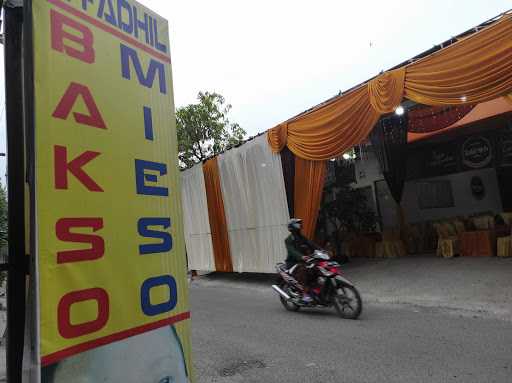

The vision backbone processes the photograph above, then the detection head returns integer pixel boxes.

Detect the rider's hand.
[302,255,311,263]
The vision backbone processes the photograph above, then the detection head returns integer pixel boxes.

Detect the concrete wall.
[353,149,383,209]
[401,168,503,223]
[353,149,503,228]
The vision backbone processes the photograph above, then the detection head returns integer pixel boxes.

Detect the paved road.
[190,281,512,383]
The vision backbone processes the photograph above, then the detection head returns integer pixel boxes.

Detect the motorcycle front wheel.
[279,282,300,312]
[333,284,362,319]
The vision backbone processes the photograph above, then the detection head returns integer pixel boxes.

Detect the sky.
[0,0,511,183]
[141,0,511,136]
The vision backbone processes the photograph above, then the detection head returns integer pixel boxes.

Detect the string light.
[408,104,474,133]
[395,105,405,116]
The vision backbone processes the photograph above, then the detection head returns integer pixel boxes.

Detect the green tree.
[176,91,246,168]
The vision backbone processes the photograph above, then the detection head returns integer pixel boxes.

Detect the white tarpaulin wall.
[181,164,216,271]
[218,134,290,273]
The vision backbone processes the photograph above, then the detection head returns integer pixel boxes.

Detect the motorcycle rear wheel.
[279,282,300,312]
[333,285,362,319]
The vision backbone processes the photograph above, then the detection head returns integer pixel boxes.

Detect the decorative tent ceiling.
[408,97,512,142]
[267,11,512,161]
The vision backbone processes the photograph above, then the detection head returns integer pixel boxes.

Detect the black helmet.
[288,218,302,232]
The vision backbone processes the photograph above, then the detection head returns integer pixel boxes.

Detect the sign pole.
[4,4,27,383]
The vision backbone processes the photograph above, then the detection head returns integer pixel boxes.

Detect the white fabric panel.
[180,164,216,271]
[218,134,290,273]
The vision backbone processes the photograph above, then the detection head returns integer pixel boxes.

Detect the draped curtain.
[217,135,290,273]
[370,115,409,203]
[268,13,512,161]
[267,86,381,160]
[294,158,327,239]
[203,158,233,272]
[181,164,215,271]
[403,16,512,106]
[280,146,296,217]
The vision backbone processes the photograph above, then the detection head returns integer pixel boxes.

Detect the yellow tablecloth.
[497,236,512,257]
[376,240,407,258]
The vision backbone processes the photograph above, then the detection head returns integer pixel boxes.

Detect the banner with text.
[32,0,192,381]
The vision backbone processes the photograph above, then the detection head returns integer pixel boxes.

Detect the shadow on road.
[195,271,277,286]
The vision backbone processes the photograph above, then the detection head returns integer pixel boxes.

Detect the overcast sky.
[143,0,511,136]
[0,0,511,184]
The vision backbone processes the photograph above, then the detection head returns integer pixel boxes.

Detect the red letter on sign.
[52,83,107,129]
[51,9,95,63]
[58,288,109,339]
[56,218,105,263]
[54,145,103,192]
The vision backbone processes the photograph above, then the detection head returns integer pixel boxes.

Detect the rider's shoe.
[301,293,313,304]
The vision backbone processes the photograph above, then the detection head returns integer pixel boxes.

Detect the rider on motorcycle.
[285,218,319,303]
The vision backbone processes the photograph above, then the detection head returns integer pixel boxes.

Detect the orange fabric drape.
[294,158,327,239]
[202,158,233,272]
[404,14,512,105]
[368,68,406,114]
[267,13,512,161]
[265,13,512,244]
[267,123,288,152]
[268,86,381,161]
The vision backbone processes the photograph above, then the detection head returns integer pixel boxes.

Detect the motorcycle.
[271,249,362,319]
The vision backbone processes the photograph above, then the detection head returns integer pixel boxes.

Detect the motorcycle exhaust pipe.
[271,284,291,300]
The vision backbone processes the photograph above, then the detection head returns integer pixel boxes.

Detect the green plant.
[316,159,378,258]
[176,91,246,169]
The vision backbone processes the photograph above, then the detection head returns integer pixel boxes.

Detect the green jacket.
[285,234,306,265]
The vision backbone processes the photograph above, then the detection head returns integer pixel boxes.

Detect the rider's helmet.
[287,218,302,233]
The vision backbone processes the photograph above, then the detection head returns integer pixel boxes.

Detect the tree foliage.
[176,91,246,168]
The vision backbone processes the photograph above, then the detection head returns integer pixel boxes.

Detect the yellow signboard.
[32,0,192,381]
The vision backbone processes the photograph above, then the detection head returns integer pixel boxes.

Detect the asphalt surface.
[190,280,512,383]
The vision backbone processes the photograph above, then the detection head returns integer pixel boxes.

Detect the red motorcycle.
[272,250,362,319]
